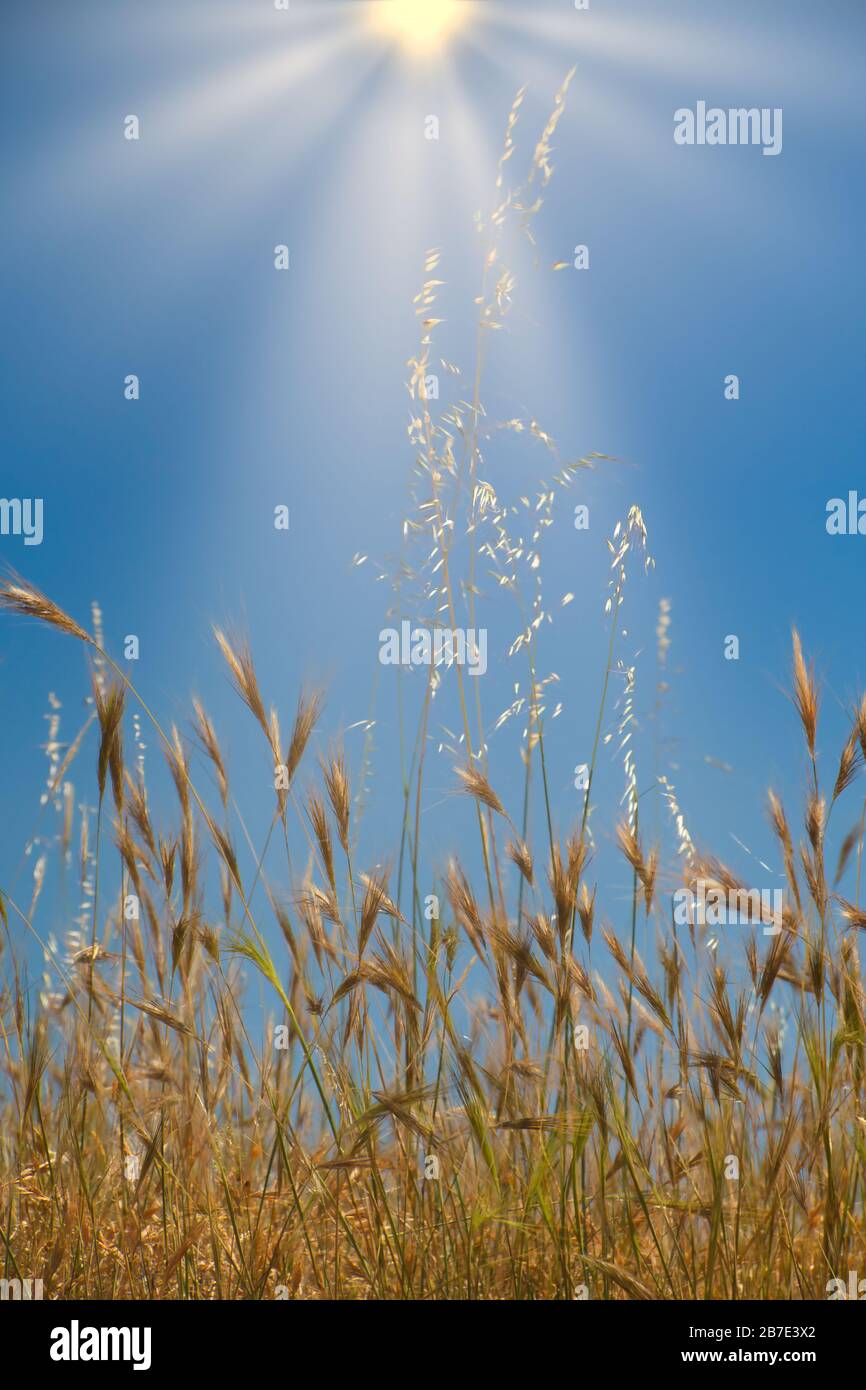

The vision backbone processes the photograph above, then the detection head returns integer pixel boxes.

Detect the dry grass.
[1,76,864,1302]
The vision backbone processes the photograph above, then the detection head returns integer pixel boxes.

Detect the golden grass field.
[1,76,865,1302]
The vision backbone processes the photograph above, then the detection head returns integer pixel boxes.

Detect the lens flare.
[370,0,467,55]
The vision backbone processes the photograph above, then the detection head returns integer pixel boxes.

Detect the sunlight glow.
[370,0,467,55]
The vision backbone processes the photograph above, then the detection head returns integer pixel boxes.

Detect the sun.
[370,0,468,56]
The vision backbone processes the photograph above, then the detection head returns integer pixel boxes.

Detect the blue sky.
[2,0,865,1008]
